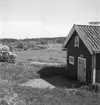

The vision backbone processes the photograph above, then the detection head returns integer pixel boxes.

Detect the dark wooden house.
[63,24,100,84]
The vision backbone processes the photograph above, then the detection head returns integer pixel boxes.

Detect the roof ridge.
[63,24,100,54]
[75,24,100,27]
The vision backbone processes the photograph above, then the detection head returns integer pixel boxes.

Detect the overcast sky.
[0,0,100,39]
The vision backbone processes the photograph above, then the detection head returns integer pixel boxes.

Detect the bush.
[27,41,35,48]
[16,42,24,49]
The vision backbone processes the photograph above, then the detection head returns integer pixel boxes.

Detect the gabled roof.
[62,24,100,54]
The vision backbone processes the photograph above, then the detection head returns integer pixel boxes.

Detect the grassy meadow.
[15,44,65,62]
[0,44,100,105]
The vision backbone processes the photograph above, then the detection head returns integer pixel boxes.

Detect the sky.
[0,0,100,39]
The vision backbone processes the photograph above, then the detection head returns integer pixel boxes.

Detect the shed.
[62,24,100,84]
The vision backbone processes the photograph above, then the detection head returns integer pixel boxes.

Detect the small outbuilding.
[63,24,100,84]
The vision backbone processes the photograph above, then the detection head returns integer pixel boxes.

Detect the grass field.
[15,44,66,63]
[0,44,100,105]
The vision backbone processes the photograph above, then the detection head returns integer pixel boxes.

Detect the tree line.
[0,37,66,50]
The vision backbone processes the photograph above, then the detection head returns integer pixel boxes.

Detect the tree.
[16,41,24,49]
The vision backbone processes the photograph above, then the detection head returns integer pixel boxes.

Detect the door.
[78,57,86,82]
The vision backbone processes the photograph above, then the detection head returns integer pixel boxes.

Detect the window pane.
[69,56,74,65]
[75,36,79,47]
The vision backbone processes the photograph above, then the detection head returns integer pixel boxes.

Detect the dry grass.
[15,45,66,63]
[0,62,41,85]
[0,61,100,105]
[0,45,100,105]
[13,86,100,105]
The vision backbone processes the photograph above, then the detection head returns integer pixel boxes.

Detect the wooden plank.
[75,26,93,54]
[78,57,86,82]
[92,54,96,84]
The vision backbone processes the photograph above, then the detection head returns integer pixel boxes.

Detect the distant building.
[63,24,100,84]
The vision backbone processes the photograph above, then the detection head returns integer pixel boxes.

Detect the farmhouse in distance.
[63,23,100,84]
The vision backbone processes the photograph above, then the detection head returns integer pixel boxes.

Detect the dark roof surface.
[63,24,100,54]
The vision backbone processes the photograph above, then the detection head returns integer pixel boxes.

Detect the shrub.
[16,42,24,49]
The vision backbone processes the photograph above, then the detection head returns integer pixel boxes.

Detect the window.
[75,36,79,47]
[69,56,74,65]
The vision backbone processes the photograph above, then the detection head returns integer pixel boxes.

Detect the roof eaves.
[62,24,75,48]
[93,51,100,54]
[75,25,93,54]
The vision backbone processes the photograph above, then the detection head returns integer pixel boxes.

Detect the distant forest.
[0,37,66,44]
[0,37,66,50]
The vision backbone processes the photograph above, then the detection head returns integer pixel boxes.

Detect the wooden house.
[62,24,100,84]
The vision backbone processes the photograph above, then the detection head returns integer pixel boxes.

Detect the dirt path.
[30,61,64,66]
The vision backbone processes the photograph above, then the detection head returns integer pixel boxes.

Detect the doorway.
[78,57,86,82]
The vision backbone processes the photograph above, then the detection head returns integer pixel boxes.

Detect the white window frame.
[69,56,74,65]
[75,36,79,47]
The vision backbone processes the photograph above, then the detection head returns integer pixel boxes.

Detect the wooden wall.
[66,31,92,83]
[96,54,100,83]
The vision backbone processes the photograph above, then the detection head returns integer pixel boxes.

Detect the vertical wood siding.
[96,54,100,83]
[66,31,92,83]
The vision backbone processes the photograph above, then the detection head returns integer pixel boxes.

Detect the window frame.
[75,36,79,47]
[69,56,74,65]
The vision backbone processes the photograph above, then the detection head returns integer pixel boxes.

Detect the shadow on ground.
[37,65,82,88]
